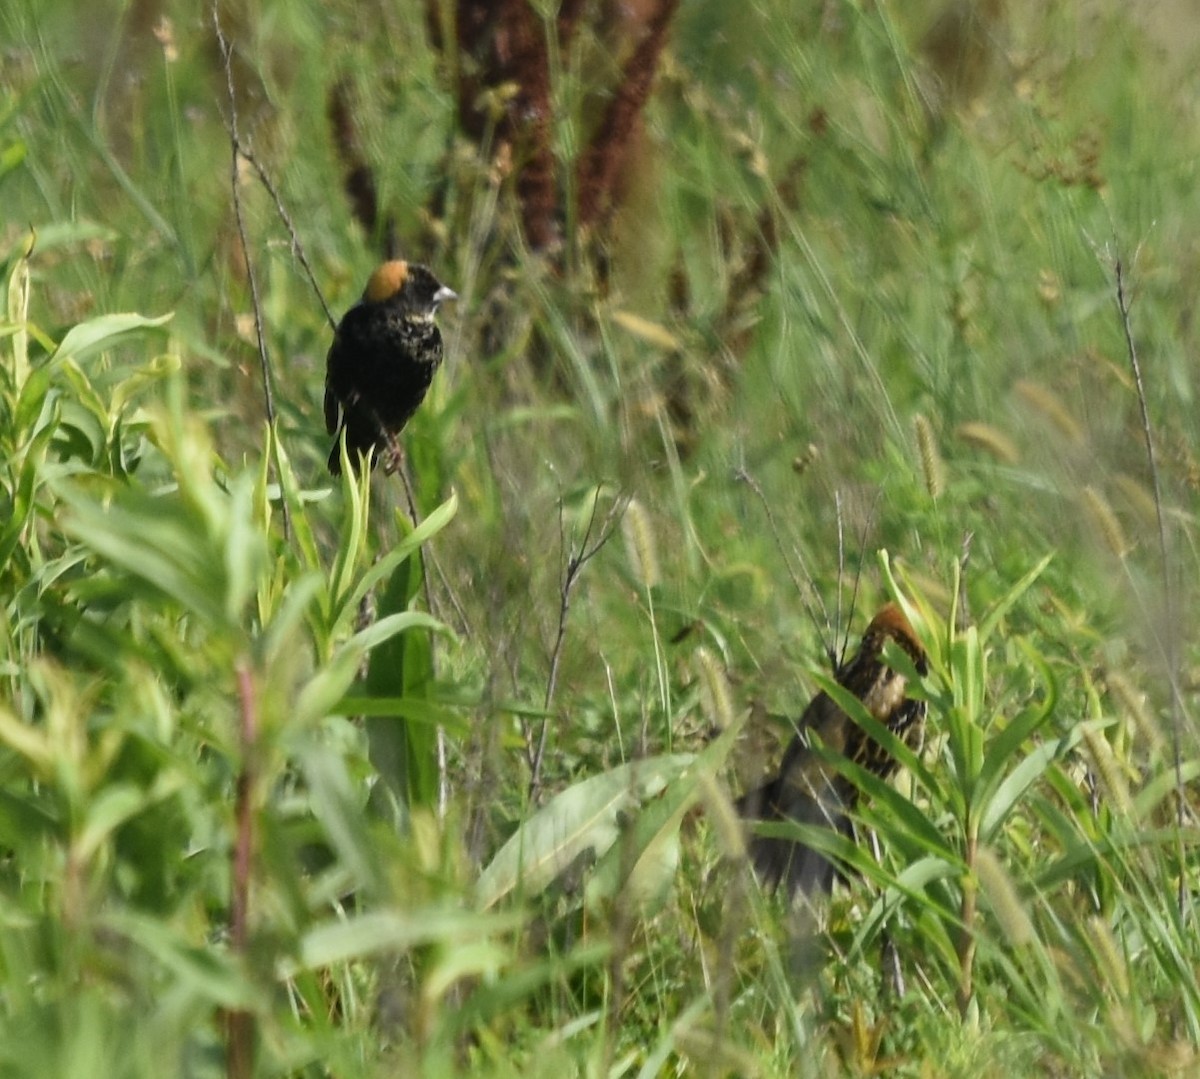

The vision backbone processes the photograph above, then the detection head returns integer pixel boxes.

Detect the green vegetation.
[2,1,1198,1075]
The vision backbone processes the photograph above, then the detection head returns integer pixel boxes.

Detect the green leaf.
[301,747,384,895]
[366,525,436,811]
[977,553,1053,643]
[476,754,695,910]
[839,752,959,865]
[261,572,324,667]
[75,785,151,864]
[586,719,743,915]
[329,461,370,607]
[975,645,1061,840]
[266,424,321,575]
[0,416,55,567]
[60,491,233,632]
[285,908,522,975]
[6,246,31,391]
[978,735,1070,843]
[52,312,173,365]
[104,911,254,1009]
[0,140,27,180]
[0,704,54,775]
[295,610,446,727]
[341,492,459,622]
[436,944,610,1039]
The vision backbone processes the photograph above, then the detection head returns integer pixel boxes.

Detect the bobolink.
[738,603,927,897]
[324,260,456,475]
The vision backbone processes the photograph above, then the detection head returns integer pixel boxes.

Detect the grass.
[1,0,1199,1075]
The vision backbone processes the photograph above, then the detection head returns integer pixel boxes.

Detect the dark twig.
[1114,258,1186,916]
[236,145,337,331]
[733,465,833,659]
[383,439,472,641]
[528,489,629,801]
[213,7,291,541]
[834,489,846,665]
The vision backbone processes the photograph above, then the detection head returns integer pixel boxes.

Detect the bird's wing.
[323,379,341,435]
[323,330,343,436]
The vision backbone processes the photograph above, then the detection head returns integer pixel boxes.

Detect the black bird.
[324,260,456,475]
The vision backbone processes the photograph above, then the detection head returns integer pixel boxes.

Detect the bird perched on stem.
[738,603,927,897]
[324,260,456,475]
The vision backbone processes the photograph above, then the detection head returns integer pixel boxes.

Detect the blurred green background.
[2,0,1199,1075]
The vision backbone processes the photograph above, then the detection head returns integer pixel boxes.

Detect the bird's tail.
[737,774,851,897]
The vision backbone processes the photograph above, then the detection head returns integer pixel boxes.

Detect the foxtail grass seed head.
[694,646,734,730]
[914,414,944,498]
[1037,268,1061,304]
[792,442,819,474]
[955,421,1019,464]
[1014,379,1085,444]
[1080,724,1134,818]
[975,846,1034,946]
[695,771,746,860]
[1081,486,1130,559]
[621,499,661,590]
[1087,915,1131,999]
[1112,473,1159,527]
[1105,670,1166,755]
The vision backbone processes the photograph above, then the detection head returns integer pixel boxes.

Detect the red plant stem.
[232,663,258,944]
[957,831,977,1016]
[226,660,258,1079]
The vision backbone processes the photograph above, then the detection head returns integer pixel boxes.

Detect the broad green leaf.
[366,521,438,810]
[61,493,234,632]
[586,718,743,915]
[329,459,370,605]
[267,424,321,574]
[295,610,446,726]
[302,747,383,895]
[285,909,522,975]
[342,492,459,621]
[0,417,55,566]
[978,735,1071,843]
[52,312,173,365]
[0,789,58,849]
[477,754,695,909]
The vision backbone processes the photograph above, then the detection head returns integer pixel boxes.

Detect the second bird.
[324,260,456,475]
[738,604,927,897]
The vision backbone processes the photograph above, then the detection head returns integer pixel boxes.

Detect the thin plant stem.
[1114,258,1187,917]
[527,489,628,801]
[213,6,291,541]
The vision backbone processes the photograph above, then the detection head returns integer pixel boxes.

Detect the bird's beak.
[434,286,458,307]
